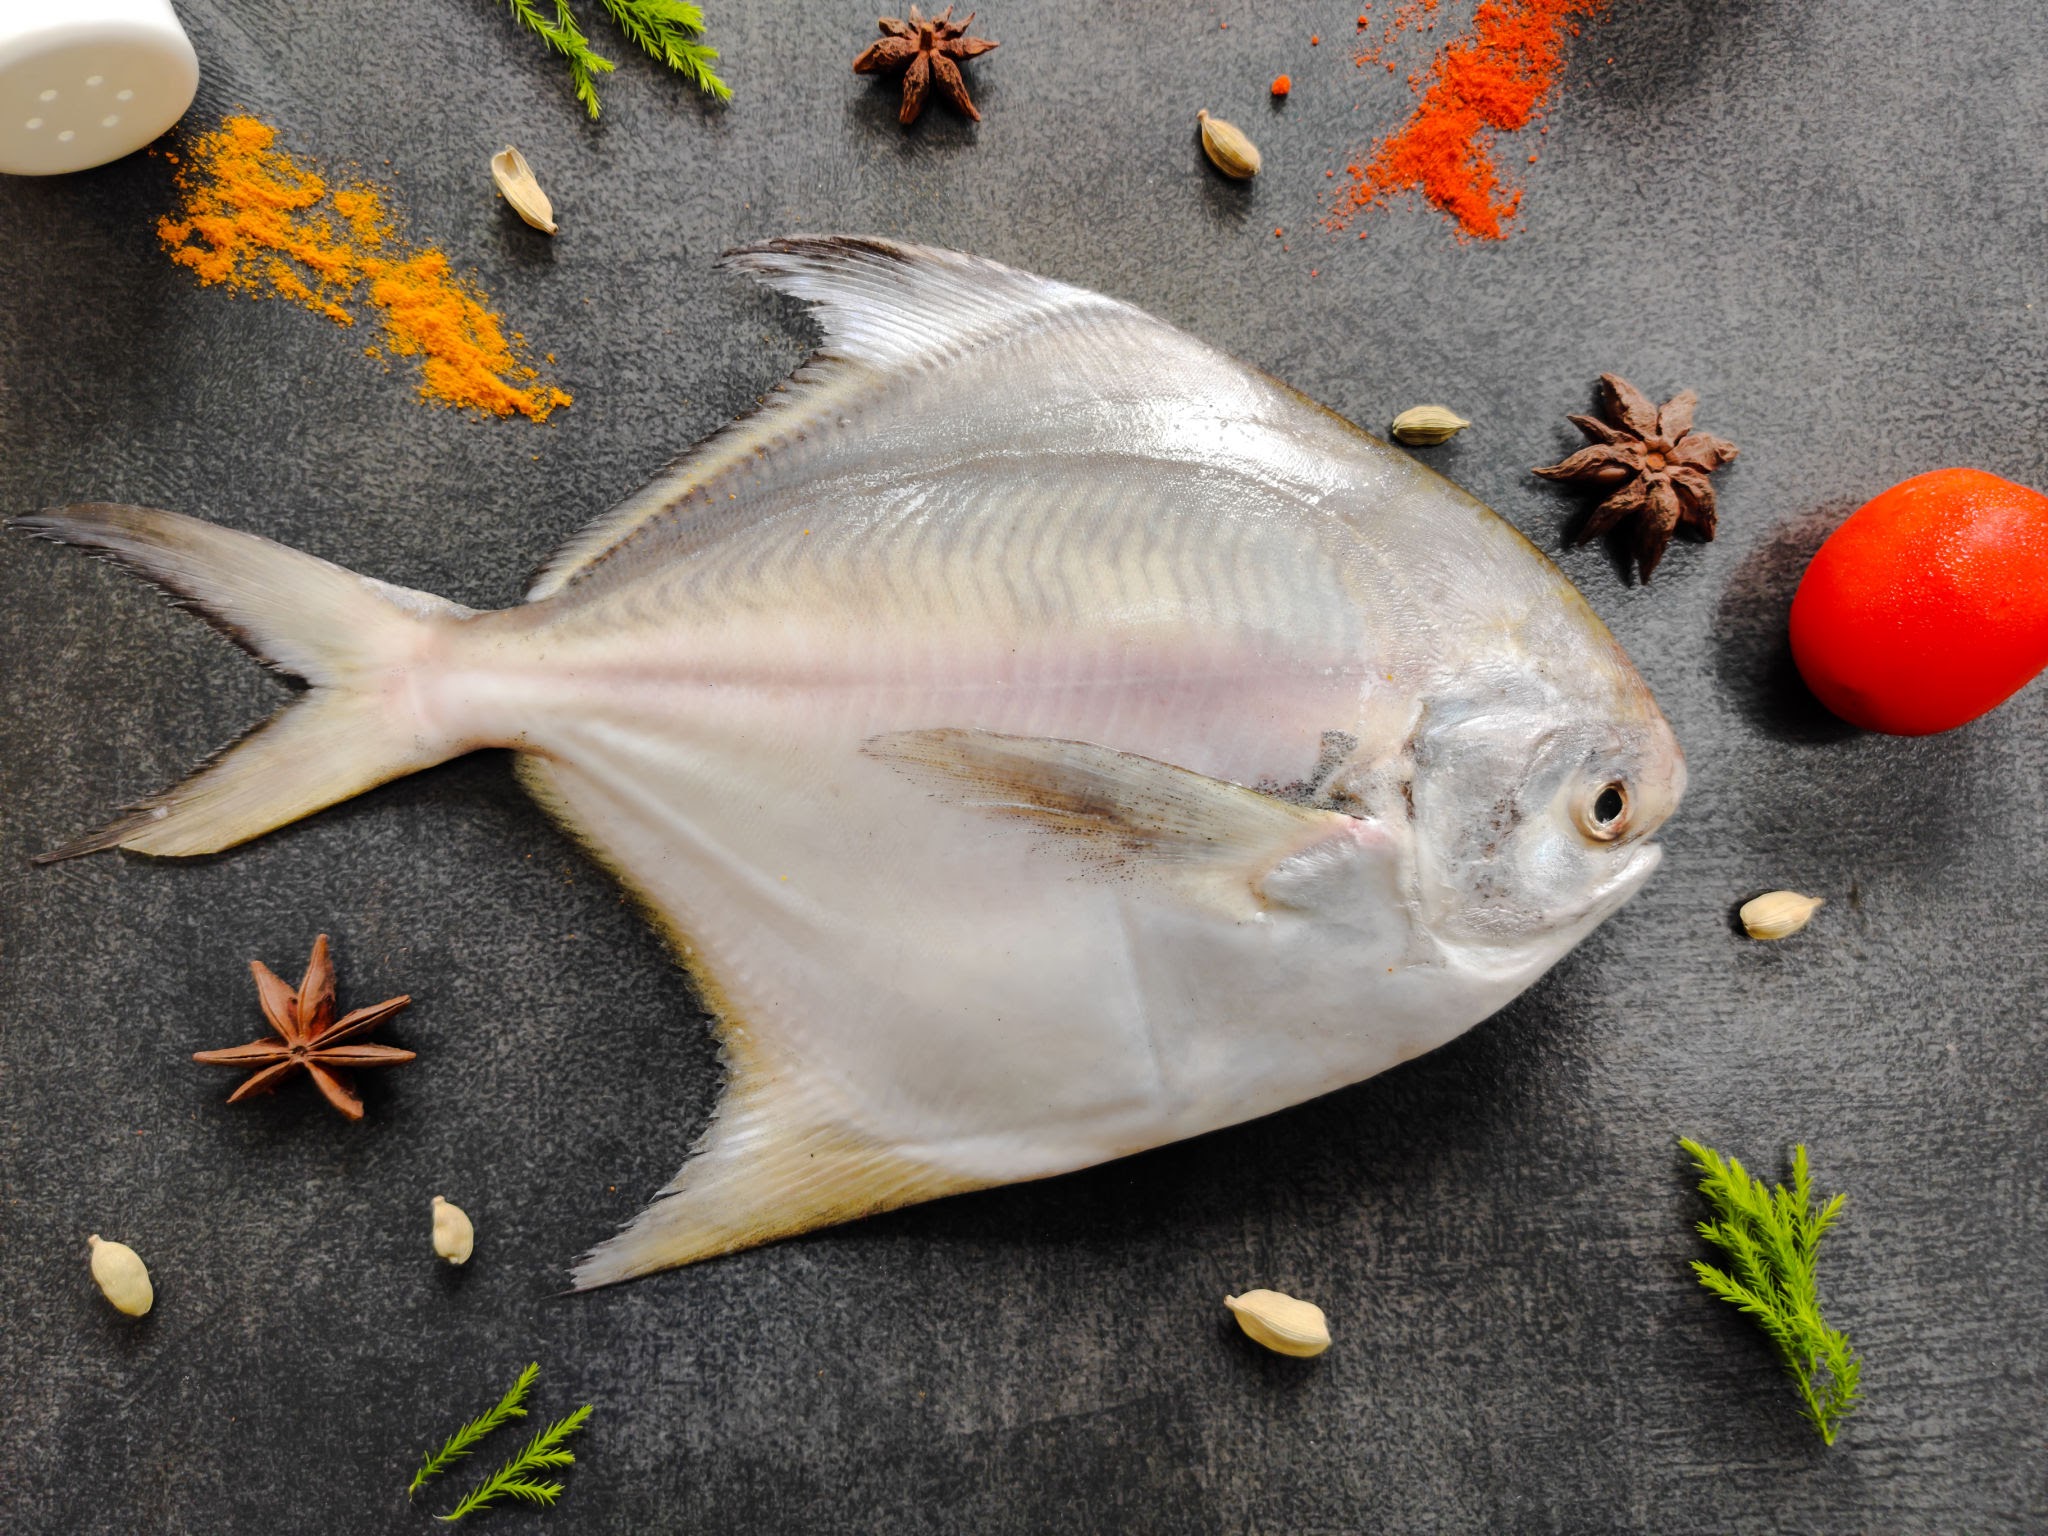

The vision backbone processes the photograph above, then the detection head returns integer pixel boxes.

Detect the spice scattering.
[1331,0,1601,240]
[87,1235,154,1317]
[1390,404,1470,445]
[158,115,571,422]
[191,933,415,1121]
[1739,890,1824,941]
[432,1195,477,1264]
[490,146,557,235]
[1534,373,1737,582]
[853,6,999,125]
[1225,1289,1332,1357]
[1197,111,1262,179]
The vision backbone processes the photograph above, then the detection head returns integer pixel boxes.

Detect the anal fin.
[570,1069,983,1289]
[520,752,990,1289]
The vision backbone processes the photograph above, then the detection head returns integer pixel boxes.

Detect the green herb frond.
[438,1404,595,1523]
[497,0,728,118]
[410,1362,540,1497]
[500,1,617,119]
[1680,1138,1863,1445]
[598,0,732,102]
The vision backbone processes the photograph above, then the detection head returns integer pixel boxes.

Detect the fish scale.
[14,236,1683,1289]
[523,461,1369,793]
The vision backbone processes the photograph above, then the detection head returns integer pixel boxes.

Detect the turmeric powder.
[158,115,570,423]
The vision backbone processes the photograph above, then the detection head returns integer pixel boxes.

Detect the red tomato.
[1791,468,2048,734]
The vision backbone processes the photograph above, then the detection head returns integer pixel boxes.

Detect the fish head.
[1401,634,1685,965]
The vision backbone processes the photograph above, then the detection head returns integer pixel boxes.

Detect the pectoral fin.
[863,728,1398,920]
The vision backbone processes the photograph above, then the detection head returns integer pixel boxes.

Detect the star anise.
[853,6,998,125]
[193,934,414,1121]
[1534,373,1739,582]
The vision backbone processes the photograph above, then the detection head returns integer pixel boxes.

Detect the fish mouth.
[1579,841,1664,926]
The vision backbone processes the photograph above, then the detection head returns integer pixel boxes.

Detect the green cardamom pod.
[1197,111,1261,179]
[1390,405,1472,446]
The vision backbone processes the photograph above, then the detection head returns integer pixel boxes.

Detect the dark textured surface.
[3,1,2045,1530]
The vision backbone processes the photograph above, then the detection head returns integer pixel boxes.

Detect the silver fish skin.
[15,237,1684,1288]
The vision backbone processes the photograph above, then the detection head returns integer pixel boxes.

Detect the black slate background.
[3,2,2045,1531]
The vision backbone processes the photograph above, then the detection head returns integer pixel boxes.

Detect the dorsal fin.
[525,236,1134,602]
[718,236,1119,369]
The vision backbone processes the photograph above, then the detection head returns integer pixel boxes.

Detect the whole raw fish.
[16,237,1684,1288]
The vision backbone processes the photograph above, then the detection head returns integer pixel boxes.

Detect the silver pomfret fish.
[16,237,1684,1288]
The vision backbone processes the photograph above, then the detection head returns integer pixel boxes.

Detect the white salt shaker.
[0,0,198,175]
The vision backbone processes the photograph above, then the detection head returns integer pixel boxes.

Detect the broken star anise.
[1534,373,1739,582]
[853,6,998,125]
[193,934,414,1121]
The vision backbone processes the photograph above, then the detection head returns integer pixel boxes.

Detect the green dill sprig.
[1680,1138,1863,1445]
[500,1,616,119]
[598,0,732,102]
[438,1404,594,1522]
[410,1362,540,1497]
[497,0,728,118]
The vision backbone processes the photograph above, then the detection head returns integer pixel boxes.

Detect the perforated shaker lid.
[0,0,198,176]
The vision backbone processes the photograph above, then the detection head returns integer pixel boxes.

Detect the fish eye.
[1578,781,1630,842]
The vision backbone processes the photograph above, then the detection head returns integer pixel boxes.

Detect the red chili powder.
[1353,0,1440,66]
[1333,0,1601,240]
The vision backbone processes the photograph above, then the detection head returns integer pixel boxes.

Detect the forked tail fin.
[13,503,479,861]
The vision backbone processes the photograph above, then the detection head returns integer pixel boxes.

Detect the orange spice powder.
[158,115,569,422]
[1332,0,1600,240]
